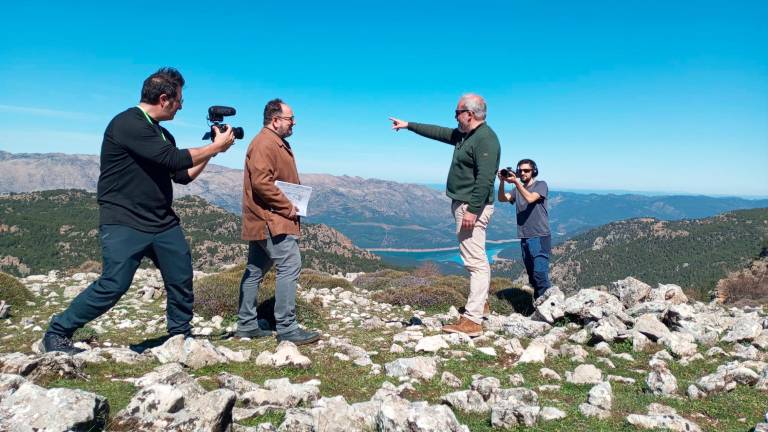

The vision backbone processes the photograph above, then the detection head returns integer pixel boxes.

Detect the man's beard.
[278,126,293,138]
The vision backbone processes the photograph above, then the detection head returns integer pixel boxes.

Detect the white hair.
[460,93,487,120]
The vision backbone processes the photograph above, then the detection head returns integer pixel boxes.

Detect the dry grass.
[358,270,523,313]
[716,257,768,306]
[193,265,327,329]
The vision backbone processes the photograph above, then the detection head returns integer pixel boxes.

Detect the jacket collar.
[262,127,293,155]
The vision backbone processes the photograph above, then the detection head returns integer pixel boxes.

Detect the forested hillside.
[0,190,385,276]
[549,208,768,298]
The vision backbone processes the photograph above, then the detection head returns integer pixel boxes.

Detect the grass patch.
[0,271,35,315]
[193,265,325,330]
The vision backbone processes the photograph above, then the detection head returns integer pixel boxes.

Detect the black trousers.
[48,224,194,337]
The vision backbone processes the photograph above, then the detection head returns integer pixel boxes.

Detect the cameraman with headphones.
[498,159,552,300]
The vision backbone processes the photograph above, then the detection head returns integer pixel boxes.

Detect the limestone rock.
[646,360,678,396]
[502,314,552,339]
[516,339,549,364]
[254,341,312,369]
[609,277,652,308]
[626,403,702,431]
[566,364,603,384]
[440,371,462,388]
[470,376,501,401]
[440,390,489,413]
[241,378,320,408]
[721,314,762,343]
[587,381,612,411]
[540,406,567,421]
[532,286,565,324]
[564,289,625,321]
[0,382,108,432]
[634,314,672,341]
[376,398,469,432]
[490,398,541,428]
[415,335,449,353]
[384,356,438,380]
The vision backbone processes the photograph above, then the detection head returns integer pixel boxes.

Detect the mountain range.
[2,150,767,250]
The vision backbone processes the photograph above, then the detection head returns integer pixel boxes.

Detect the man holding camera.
[390,93,500,337]
[497,159,552,300]
[236,99,320,345]
[43,67,236,354]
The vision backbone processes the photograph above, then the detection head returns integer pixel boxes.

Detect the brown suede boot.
[442,316,482,337]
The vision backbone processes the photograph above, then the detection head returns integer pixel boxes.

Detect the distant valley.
[2,151,767,252]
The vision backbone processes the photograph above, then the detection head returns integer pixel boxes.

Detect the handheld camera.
[202,106,245,141]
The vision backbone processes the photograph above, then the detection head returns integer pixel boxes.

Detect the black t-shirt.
[97,107,193,232]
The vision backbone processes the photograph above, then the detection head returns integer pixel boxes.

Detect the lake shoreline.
[367,239,519,253]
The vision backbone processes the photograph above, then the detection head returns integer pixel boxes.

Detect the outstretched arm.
[389,116,460,145]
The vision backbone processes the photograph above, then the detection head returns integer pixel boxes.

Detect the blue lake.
[376,241,519,266]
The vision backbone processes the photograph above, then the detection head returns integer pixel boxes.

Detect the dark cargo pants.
[47,224,194,337]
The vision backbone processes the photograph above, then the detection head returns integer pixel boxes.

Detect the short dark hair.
[140,67,185,104]
[517,158,538,177]
[263,98,285,126]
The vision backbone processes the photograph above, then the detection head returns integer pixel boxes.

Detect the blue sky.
[1,1,766,197]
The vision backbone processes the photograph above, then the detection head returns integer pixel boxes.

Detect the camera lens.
[232,127,244,140]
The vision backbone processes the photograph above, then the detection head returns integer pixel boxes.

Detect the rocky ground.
[0,270,767,431]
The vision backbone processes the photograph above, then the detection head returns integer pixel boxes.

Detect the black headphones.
[516,159,538,177]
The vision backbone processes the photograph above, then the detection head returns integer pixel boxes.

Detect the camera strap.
[136,105,167,142]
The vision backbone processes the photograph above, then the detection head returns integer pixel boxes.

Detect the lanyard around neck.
[136,105,166,142]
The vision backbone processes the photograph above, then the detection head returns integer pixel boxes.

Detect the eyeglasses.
[276,115,295,123]
[454,109,470,116]
[517,168,533,173]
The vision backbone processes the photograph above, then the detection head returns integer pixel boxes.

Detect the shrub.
[352,270,411,291]
[0,272,34,314]
[716,257,768,306]
[299,270,352,290]
[413,261,441,278]
[194,265,325,329]
[73,326,99,343]
[366,269,522,314]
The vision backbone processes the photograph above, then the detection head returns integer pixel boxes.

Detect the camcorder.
[202,106,245,141]
[499,167,515,178]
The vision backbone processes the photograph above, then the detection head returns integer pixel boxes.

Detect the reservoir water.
[374,240,520,266]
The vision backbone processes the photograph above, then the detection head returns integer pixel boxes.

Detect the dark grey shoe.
[234,328,272,338]
[276,328,321,346]
[43,332,85,355]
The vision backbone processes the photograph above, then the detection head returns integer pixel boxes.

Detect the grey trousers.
[237,234,301,335]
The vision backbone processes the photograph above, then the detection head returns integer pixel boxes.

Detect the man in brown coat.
[236,99,320,345]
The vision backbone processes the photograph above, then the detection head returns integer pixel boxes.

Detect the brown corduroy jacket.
[241,127,301,241]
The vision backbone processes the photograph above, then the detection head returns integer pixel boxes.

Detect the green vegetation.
[193,264,346,329]
[0,190,388,277]
[551,208,768,298]
[0,271,35,314]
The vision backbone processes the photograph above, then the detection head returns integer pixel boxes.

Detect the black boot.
[42,332,85,355]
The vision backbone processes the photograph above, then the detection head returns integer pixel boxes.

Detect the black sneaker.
[42,332,85,355]
[276,328,321,346]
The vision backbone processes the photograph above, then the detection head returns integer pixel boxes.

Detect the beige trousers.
[452,201,494,324]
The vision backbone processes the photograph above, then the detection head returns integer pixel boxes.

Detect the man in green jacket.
[390,93,501,337]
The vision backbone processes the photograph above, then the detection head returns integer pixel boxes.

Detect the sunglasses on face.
[517,168,533,173]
